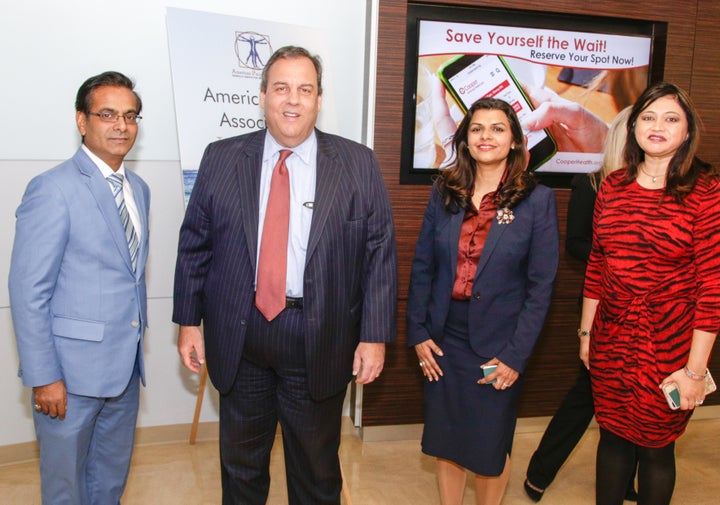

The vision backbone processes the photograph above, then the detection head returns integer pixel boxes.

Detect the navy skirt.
[421,299,523,476]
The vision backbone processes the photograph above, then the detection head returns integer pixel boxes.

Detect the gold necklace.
[639,165,666,183]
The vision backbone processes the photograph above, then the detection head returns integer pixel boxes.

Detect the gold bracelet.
[577,329,591,338]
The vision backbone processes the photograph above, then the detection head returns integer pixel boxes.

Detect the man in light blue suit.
[9,71,149,505]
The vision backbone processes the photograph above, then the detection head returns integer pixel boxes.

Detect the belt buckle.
[285,297,303,309]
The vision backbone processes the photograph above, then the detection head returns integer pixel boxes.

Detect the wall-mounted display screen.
[400,4,667,187]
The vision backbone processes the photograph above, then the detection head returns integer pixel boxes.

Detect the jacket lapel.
[75,149,135,272]
[445,209,464,277]
[236,131,265,272]
[475,213,508,278]
[305,131,342,263]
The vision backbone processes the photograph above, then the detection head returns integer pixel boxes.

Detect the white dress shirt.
[82,144,142,239]
[256,132,317,298]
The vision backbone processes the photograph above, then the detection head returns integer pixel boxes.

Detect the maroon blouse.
[451,190,499,300]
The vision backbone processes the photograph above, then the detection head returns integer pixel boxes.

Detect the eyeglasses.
[88,111,142,124]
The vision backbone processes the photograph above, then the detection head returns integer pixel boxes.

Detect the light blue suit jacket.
[407,184,559,374]
[9,148,149,398]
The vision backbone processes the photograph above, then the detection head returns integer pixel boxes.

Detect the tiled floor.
[2,417,719,504]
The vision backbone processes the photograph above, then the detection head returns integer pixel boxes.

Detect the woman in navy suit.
[407,97,559,505]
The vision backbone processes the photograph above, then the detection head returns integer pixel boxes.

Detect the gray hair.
[260,46,323,95]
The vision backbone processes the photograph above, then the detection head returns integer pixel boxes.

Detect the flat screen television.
[399,3,667,187]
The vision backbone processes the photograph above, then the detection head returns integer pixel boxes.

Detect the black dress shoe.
[524,478,544,502]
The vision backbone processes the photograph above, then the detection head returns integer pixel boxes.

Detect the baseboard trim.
[0,422,220,467]
[0,441,39,467]
[2,406,718,465]
[0,417,358,467]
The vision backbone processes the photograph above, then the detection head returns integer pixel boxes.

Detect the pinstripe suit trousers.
[219,305,344,505]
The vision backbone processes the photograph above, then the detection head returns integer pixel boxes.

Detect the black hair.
[75,71,142,114]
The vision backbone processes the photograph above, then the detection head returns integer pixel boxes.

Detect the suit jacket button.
[473,293,481,300]
[131,320,140,328]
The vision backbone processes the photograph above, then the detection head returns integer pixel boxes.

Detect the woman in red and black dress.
[579,82,720,505]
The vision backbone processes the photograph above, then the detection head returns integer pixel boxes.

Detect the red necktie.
[256,149,292,321]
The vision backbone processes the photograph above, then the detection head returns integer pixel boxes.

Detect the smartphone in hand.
[661,382,681,410]
[481,364,498,384]
[661,370,717,410]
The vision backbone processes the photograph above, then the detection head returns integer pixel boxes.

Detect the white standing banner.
[166,7,335,203]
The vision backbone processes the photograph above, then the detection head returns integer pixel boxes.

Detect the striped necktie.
[107,173,139,271]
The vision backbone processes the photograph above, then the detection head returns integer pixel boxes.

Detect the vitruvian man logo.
[234,32,273,71]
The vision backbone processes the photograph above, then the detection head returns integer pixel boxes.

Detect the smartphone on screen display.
[438,54,557,172]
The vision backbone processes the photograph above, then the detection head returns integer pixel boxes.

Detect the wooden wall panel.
[692,0,720,167]
[364,0,718,427]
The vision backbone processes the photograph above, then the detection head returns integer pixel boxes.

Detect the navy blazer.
[173,129,397,400]
[406,184,559,373]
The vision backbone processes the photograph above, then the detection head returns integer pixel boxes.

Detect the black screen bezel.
[398,3,667,187]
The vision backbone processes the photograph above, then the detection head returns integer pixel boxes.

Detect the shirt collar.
[497,166,509,190]
[263,130,317,166]
[81,144,126,179]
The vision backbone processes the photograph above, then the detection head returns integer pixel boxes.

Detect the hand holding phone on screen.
[520,84,609,153]
[414,65,462,169]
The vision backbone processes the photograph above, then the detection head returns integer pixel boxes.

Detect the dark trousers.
[526,366,637,493]
[219,306,345,505]
[526,365,596,489]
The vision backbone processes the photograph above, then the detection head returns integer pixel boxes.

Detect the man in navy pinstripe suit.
[173,46,397,504]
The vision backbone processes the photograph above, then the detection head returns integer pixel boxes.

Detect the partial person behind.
[567,105,632,262]
[523,106,635,503]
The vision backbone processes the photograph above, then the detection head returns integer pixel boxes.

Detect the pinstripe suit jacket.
[173,129,397,400]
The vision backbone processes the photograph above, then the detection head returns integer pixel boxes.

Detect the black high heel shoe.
[523,478,544,502]
[624,488,638,502]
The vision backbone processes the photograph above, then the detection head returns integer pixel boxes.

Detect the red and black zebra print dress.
[584,169,720,447]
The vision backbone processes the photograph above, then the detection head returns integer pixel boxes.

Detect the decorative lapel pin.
[496,207,515,224]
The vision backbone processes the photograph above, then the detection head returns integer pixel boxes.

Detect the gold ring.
[34,403,41,411]
[419,361,426,367]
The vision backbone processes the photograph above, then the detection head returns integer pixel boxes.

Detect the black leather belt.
[285,297,303,309]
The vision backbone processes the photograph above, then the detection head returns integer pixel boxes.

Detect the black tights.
[596,428,675,505]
